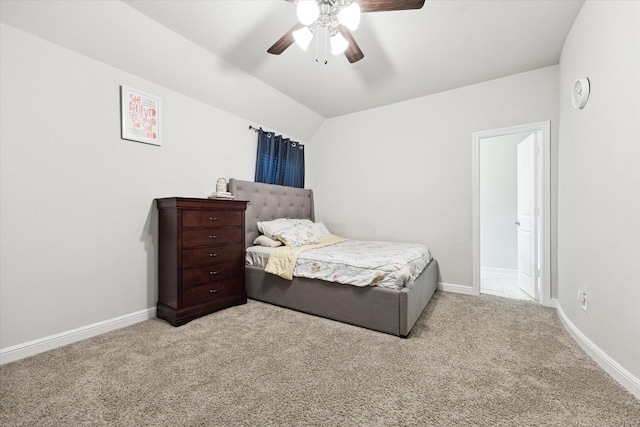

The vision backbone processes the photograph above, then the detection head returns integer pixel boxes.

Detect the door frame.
[472,121,551,306]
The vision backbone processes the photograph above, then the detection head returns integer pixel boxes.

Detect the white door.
[516,135,536,299]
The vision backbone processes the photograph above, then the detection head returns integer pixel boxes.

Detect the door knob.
[515,220,521,226]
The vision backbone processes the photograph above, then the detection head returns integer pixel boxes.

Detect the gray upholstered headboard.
[228,179,315,247]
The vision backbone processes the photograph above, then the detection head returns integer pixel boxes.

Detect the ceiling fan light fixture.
[338,2,361,31]
[330,31,349,55]
[296,0,320,26]
[270,0,425,63]
[293,26,314,51]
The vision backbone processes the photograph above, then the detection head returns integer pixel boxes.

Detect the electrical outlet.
[578,289,588,312]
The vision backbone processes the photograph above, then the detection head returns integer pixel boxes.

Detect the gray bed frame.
[228,178,439,337]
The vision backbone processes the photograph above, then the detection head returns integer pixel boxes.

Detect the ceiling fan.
[267,0,425,64]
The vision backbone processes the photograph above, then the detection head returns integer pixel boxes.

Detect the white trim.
[556,301,640,399]
[438,282,476,295]
[472,121,552,307]
[471,131,482,297]
[0,307,156,365]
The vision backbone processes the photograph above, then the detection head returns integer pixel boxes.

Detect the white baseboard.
[556,301,640,399]
[0,307,156,365]
[438,282,477,296]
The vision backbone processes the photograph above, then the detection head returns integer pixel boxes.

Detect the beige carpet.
[1,292,639,426]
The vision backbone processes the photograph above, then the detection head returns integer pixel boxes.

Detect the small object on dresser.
[216,177,227,192]
[209,191,235,200]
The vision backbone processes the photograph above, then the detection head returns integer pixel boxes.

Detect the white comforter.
[248,239,432,290]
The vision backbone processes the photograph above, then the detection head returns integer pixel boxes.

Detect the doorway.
[472,122,551,306]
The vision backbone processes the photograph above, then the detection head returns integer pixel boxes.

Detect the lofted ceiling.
[123,0,584,119]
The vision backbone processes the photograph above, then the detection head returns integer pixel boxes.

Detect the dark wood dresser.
[155,197,248,326]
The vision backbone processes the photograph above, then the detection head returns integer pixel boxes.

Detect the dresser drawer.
[182,227,242,248]
[182,277,244,307]
[182,260,243,287]
[182,210,242,228]
[182,243,243,268]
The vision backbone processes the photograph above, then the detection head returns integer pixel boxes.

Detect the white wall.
[480,133,529,270]
[558,0,640,381]
[308,67,559,289]
[0,0,323,142]
[0,14,318,355]
[0,24,238,348]
[0,1,324,353]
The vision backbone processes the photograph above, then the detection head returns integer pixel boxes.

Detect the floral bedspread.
[291,239,432,290]
[264,234,347,281]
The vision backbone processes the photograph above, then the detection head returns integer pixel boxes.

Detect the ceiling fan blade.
[267,23,304,55]
[337,26,364,63]
[358,0,425,13]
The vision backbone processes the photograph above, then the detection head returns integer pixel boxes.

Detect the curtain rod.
[249,125,274,137]
[249,125,301,143]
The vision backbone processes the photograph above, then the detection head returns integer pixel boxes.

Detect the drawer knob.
[209,217,219,221]
[209,289,218,293]
[209,235,218,239]
[209,271,219,275]
[209,253,217,257]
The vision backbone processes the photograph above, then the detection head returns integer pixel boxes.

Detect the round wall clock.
[572,77,590,109]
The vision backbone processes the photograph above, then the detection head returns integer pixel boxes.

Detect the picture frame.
[120,85,161,146]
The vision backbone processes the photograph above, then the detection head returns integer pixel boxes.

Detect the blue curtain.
[255,128,305,188]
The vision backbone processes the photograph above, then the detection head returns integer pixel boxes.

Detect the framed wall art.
[120,85,161,146]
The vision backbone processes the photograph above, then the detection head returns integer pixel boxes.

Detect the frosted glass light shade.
[338,3,360,31]
[293,26,314,51]
[330,32,349,55]
[296,1,320,26]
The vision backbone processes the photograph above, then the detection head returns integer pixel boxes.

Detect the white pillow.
[257,218,294,240]
[253,235,283,247]
[308,222,330,237]
[272,222,331,247]
[256,218,314,240]
[288,218,314,226]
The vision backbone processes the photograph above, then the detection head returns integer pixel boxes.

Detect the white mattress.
[246,240,432,290]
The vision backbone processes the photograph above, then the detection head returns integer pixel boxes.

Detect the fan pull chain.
[314,25,328,65]
[314,24,319,63]
[322,26,328,64]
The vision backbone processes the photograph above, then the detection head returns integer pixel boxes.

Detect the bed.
[228,178,439,337]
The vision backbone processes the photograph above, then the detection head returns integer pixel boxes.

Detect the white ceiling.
[122,0,584,118]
